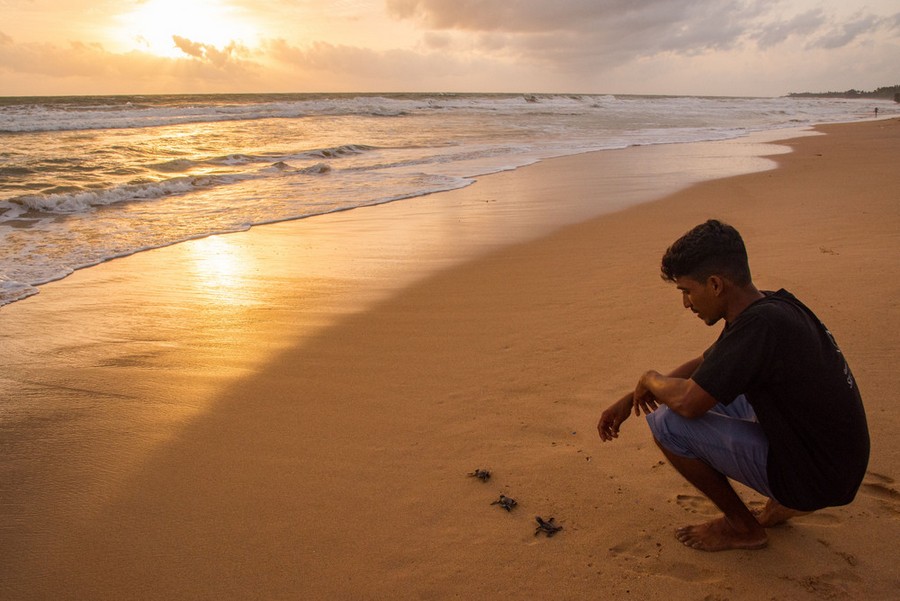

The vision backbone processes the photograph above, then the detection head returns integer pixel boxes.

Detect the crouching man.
[598,220,869,551]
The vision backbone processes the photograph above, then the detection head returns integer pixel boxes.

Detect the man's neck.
[724,284,765,324]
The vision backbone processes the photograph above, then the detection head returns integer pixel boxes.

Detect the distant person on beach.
[597,220,869,552]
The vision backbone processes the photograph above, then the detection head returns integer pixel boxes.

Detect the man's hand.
[598,394,633,441]
[633,371,661,416]
[633,369,718,419]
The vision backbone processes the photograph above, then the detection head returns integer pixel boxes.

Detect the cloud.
[386,0,900,71]
[0,33,262,93]
[265,37,469,83]
[751,9,826,49]
[386,0,622,32]
[172,36,254,70]
[173,36,206,59]
[385,0,775,74]
[0,37,118,78]
[809,12,887,49]
[387,0,759,44]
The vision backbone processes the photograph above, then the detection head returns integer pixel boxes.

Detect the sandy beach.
[2,118,898,600]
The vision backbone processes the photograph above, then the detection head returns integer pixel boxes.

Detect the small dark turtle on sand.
[469,468,491,482]
[534,516,563,537]
[491,494,518,512]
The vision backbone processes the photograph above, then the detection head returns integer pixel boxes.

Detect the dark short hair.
[661,220,751,285]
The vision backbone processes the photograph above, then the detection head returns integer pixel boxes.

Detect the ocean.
[0,92,892,307]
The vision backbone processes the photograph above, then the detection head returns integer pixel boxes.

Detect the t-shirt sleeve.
[691,312,775,404]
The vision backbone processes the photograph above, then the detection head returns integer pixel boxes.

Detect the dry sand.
[1,119,898,600]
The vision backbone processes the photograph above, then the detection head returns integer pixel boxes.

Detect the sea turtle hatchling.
[468,468,491,482]
[490,494,518,512]
[534,516,563,537]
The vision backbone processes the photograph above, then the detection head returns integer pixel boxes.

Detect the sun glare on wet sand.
[187,235,261,307]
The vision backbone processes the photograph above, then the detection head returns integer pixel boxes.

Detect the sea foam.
[1,93,894,307]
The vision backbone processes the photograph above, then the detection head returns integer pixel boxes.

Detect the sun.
[114,0,259,58]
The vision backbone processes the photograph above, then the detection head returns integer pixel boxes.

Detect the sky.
[0,0,898,97]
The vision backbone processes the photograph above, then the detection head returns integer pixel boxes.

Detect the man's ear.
[707,274,725,295]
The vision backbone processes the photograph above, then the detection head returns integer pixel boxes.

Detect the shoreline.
[2,119,898,600]
[0,124,816,310]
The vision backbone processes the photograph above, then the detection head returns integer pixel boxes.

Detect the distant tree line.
[788,85,900,102]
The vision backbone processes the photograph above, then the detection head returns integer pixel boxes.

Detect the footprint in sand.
[864,471,894,485]
[608,533,720,583]
[607,532,659,560]
[782,568,863,600]
[664,561,722,584]
[860,471,900,516]
[674,493,718,516]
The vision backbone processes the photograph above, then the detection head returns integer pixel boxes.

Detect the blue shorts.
[645,395,773,499]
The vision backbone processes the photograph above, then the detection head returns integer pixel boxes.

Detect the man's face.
[675,276,723,326]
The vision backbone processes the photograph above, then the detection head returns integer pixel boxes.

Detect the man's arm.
[633,370,718,418]
[598,356,706,441]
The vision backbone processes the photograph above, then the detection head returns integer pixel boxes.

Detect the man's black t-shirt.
[691,289,869,511]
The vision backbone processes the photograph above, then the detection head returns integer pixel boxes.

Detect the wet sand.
[1,119,898,600]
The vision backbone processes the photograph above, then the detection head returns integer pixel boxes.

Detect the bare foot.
[675,516,768,552]
[754,498,810,528]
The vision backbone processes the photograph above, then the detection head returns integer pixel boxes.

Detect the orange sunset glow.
[1,1,898,99]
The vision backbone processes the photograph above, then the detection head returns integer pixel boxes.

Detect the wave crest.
[18,178,200,214]
[303,144,375,159]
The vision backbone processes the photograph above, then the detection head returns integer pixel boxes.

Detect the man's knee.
[646,407,698,459]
